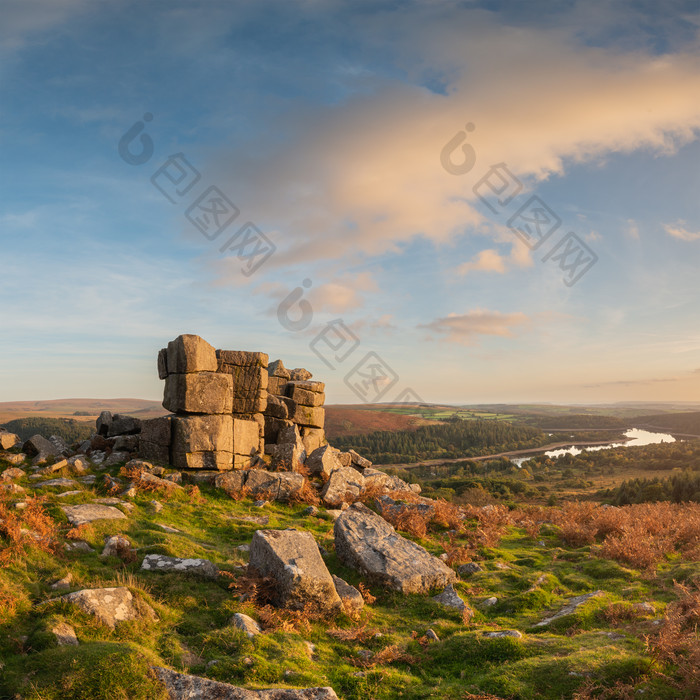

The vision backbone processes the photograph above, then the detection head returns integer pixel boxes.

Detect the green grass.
[1,454,699,699]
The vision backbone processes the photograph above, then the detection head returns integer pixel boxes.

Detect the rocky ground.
[1,426,699,699]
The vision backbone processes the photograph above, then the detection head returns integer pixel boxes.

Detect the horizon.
[2,1,700,405]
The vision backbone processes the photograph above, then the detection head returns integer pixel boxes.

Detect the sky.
[1,0,700,405]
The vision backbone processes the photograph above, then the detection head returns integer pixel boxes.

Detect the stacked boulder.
[146,335,261,471]
[133,334,418,506]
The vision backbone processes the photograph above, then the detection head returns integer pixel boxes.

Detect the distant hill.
[324,404,437,439]
[0,398,166,425]
[632,411,700,436]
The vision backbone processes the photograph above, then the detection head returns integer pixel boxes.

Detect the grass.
[0,452,699,699]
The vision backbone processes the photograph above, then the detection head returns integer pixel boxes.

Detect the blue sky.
[2,0,700,405]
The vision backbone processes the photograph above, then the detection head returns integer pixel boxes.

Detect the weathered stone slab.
[348,449,372,470]
[217,349,269,367]
[267,376,288,396]
[287,385,325,407]
[233,418,260,457]
[152,667,339,699]
[249,529,341,614]
[334,503,456,594]
[1,467,25,481]
[61,504,128,526]
[50,620,79,646]
[58,587,156,629]
[286,380,325,395]
[364,468,414,495]
[167,334,218,374]
[109,414,142,437]
[232,394,267,413]
[36,478,78,489]
[141,554,219,579]
[164,372,233,414]
[289,368,313,381]
[290,405,325,429]
[172,415,233,470]
[264,417,293,445]
[321,467,365,507]
[139,415,173,463]
[158,347,169,379]
[264,394,289,420]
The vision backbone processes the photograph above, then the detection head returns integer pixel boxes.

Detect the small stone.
[483,630,522,639]
[357,649,373,661]
[333,574,365,615]
[61,503,127,526]
[56,587,156,629]
[39,459,69,475]
[482,597,498,607]
[150,500,163,513]
[65,541,94,553]
[101,534,132,558]
[50,573,73,591]
[51,621,79,646]
[157,524,180,533]
[425,629,439,641]
[433,584,467,612]
[35,478,78,489]
[253,500,268,508]
[231,612,261,639]
[1,467,25,481]
[303,506,319,516]
[457,562,483,576]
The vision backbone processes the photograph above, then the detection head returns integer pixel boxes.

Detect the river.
[510,428,677,467]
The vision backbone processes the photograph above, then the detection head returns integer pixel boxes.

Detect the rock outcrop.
[334,503,456,594]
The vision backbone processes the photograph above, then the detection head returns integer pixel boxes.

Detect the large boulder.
[321,467,365,507]
[171,414,233,470]
[163,372,233,415]
[249,529,342,614]
[363,468,415,496]
[152,667,338,699]
[22,435,58,465]
[166,334,218,374]
[57,587,156,629]
[334,503,456,594]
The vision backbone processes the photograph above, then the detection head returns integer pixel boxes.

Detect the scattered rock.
[482,597,498,607]
[0,452,26,466]
[321,467,365,507]
[157,524,181,533]
[332,575,364,615]
[457,562,483,576]
[303,505,319,517]
[35,478,78,490]
[306,445,342,478]
[61,504,127,527]
[141,554,219,579]
[65,541,94,553]
[425,629,439,642]
[484,630,522,639]
[0,430,20,450]
[433,584,469,614]
[50,573,73,591]
[50,620,79,646]
[150,500,163,513]
[347,449,372,471]
[38,459,69,475]
[55,490,84,498]
[634,602,655,615]
[334,503,456,594]
[152,667,339,699]
[79,475,97,485]
[101,534,132,558]
[103,451,132,467]
[245,469,306,502]
[0,483,25,494]
[249,529,342,614]
[535,591,605,627]
[231,612,261,639]
[56,587,156,629]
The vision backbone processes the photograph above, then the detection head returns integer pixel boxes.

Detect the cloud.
[420,309,530,345]
[307,272,378,313]
[664,221,700,241]
[208,7,700,271]
[457,241,533,275]
[625,219,640,239]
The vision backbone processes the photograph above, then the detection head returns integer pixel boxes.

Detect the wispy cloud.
[664,221,700,241]
[420,309,530,345]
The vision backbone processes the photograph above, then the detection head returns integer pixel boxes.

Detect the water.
[511,429,677,467]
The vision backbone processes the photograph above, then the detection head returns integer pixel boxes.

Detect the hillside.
[0,399,166,425]
[1,445,698,698]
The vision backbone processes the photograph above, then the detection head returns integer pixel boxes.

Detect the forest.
[605,470,700,505]
[0,418,95,444]
[333,417,549,463]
